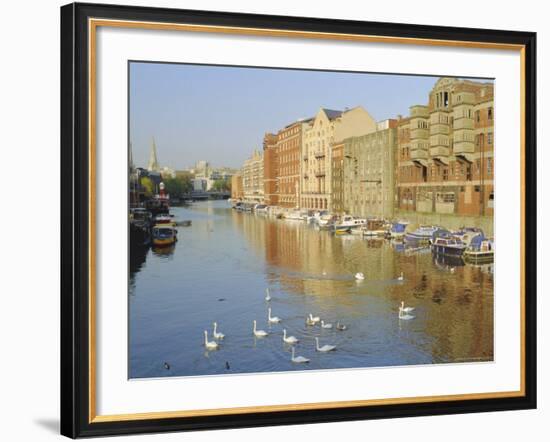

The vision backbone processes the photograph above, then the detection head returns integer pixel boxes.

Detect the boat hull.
[432,244,466,256]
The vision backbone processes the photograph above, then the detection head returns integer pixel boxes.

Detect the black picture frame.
[60,2,537,438]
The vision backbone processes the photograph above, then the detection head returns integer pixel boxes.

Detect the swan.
[397,272,404,281]
[321,320,333,329]
[398,310,415,320]
[450,267,456,274]
[253,320,268,337]
[305,316,316,326]
[315,337,336,352]
[268,308,281,323]
[291,347,310,363]
[308,313,320,324]
[336,322,347,331]
[213,322,225,340]
[355,272,365,280]
[203,330,218,350]
[399,301,415,313]
[283,329,299,344]
[265,288,271,301]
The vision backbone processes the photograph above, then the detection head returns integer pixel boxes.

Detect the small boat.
[390,220,409,239]
[359,219,387,237]
[284,210,304,220]
[254,204,269,214]
[154,214,176,227]
[463,236,494,264]
[431,234,467,257]
[453,227,484,246]
[152,224,177,247]
[318,214,338,229]
[333,215,363,233]
[404,225,440,244]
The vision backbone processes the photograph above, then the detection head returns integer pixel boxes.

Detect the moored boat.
[152,224,177,247]
[404,225,440,244]
[431,234,467,256]
[390,220,409,239]
[463,235,495,264]
[359,219,387,237]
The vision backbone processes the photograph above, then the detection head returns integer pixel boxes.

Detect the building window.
[488,107,493,120]
[443,168,449,181]
[488,132,493,145]
[487,158,493,174]
[475,110,480,123]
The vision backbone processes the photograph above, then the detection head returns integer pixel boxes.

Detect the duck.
[268,307,282,323]
[253,320,268,337]
[213,322,225,340]
[291,347,310,364]
[355,272,365,280]
[397,272,404,281]
[315,337,336,352]
[336,322,347,331]
[321,320,333,329]
[265,288,271,302]
[163,362,170,370]
[283,329,299,344]
[203,330,218,350]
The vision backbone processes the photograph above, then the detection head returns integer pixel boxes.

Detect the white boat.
[284,210,305,220]
[463,236,494,264]
[333,215,365,233]
[390,220,409,239]
[254,204,269,214]
[404,225,441,244]
[318,214,337,229]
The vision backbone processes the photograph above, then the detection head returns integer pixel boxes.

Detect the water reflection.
[129,200,493,378]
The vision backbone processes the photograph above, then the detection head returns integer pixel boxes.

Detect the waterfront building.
[396,78,494,234]
[242,149,264,202]
[340,119,397,219]
[300,107,377,211]
[231,173,244,200]
[263,133,279,206]
[276,120,310,208]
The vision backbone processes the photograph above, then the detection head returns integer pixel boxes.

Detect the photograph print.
[128,62,495,379]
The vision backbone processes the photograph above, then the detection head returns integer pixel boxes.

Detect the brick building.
[263,133,279,206]
[396,78,494,232]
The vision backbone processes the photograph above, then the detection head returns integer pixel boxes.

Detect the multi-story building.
[242,149,264,202]
[231,173,243,200]
[300,107,377,211]
[331,141,345,213]
[340,119,397,218]
[396,77,494,233]
[263,133,279,206]
[276,120,309,208]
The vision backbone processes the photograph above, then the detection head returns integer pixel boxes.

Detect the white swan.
[268,307,281,323]
[336,322,347,331]
[399,301,415,313]
[253,320,268,337]
[321,320,333,329]
[305,316,316,326]
[283,329,299,344]
[265,288,271,301]
[355,272,365,280]
[308,313,320,324]
[397,272,404,281]
[291,347,310,364]
[203,330,218,350]
[315,337,336,352]
[212,322,225,340]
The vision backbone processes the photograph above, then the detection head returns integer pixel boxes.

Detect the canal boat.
[333,215,366,233]
[129,208,152,246]
[390,220,409,239]
[431,234,467,257]
[358,219,387,237]
[463,235,495,264]
[152,224,177,247]
[453,227,484,246]
[318,214,338,229]
[153,214,176,226]
[284,209,304,220]
[404,225,441,244]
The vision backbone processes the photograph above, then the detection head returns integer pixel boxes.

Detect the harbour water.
[129,200,493,379]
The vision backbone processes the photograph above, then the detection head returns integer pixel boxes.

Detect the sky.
[129,62,486,170]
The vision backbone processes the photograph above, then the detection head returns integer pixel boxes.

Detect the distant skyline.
[129,62,491,170]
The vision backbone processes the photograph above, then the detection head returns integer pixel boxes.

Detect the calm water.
[129,200,493,379]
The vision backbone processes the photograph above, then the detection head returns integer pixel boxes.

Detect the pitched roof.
[321,108,343,120]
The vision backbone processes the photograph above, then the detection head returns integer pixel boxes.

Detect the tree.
[140,176,154,197]
[163,176,193,197]
[211,179,231,192]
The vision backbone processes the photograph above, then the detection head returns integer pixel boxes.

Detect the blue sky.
[129,62,484,170]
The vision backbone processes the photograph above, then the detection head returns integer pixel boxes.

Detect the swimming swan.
[315,337,336,352]
[291,347,310,363]
[399,301,415,313]
[253,320,268,337]
[268,308,281,323]
[308,313,320,324]
[213,322,225,340]
[283,329,299,344]
[204,330,218,350]
[336,322,347,331]
[355,272,365,280]
[321,320,333,329]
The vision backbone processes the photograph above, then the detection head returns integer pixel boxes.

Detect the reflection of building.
[301,107,377,211]
[341,119,397,218]
[396,78,494,233]
[242,149,264,202]
[263,133,279,206]
[231,173,243,200]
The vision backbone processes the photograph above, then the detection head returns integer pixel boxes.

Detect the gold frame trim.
[88,18,527,424]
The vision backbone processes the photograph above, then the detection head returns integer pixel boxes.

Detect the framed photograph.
[60,2,537,438]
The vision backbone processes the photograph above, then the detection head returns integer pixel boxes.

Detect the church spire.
[147,137,160,172]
